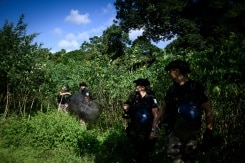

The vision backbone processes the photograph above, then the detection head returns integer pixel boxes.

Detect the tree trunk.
[3,85,9,119]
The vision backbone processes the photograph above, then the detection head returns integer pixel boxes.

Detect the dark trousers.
[127,128,157,163]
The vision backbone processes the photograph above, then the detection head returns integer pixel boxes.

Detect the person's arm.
[59,92,71,96]
[202,101,215,146]
[150,107,159,139]
[201,101,214,130]
[157,101,166,125]
[122,96,131,119]
[151,107,159,130]
[123,92,135,112]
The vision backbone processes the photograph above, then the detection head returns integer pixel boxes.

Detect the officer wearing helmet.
[79,82,90,103]
[123,78,159,163]
[158,60,214,162]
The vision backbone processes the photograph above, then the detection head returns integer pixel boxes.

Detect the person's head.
[133,78,150,92]
[165,60,191,84]
[61,84,69,91]
[79,82,87,90]
[165,60,191,75]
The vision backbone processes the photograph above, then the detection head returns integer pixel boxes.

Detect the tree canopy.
[114,0,245,52]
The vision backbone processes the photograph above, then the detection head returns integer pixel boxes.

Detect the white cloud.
[129,29,143,40]
[57,14,115,51]
[65,10,91,25]
[52,27,63,35]
[65,33,76,40]
[58,39,79,49]
[56,27,172,51]
[57,31,91,50]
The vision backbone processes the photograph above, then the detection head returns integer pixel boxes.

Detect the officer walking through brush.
[123,78,159,163]
[79,82,91,103]
[158,60,214,162]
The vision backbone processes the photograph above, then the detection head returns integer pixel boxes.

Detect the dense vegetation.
[115,0,245,53]
[0,0,244,162]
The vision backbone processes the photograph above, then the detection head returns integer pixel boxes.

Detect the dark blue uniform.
[164,80,208,161]
[124,91,158,163]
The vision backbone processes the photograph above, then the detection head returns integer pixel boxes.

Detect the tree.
[80,36,104,60]
[0,14,43,117]
[80,24,130,60]
[131,36,160,55]
[114,0,245,52]
[101,24,130,60]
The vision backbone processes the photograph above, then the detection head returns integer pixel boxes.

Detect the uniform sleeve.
[149,95,158,108]
[195,82,209,104]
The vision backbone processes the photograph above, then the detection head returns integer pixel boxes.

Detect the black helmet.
[79,82,87,87]
[133,78,150,87]
[165,60,191,75]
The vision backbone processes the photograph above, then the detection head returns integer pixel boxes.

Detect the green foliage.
[0,111,83,150]
[80,24,130,61]
[0,11,244,162]
[0,111,131,162]
[0,14,46,116]
[114,0,245,52]
[0,147,86,163]
[92,127,127,163]
[0,110,98,162]
[101,24,130,60]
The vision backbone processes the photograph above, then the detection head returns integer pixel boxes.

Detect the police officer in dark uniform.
[123,78,159,163]
[79,82,90,103]
[159,60,214,162]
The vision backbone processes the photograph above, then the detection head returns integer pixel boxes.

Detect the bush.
[0,110,94,162]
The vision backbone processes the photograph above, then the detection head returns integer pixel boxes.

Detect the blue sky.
[0,0,170,53]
